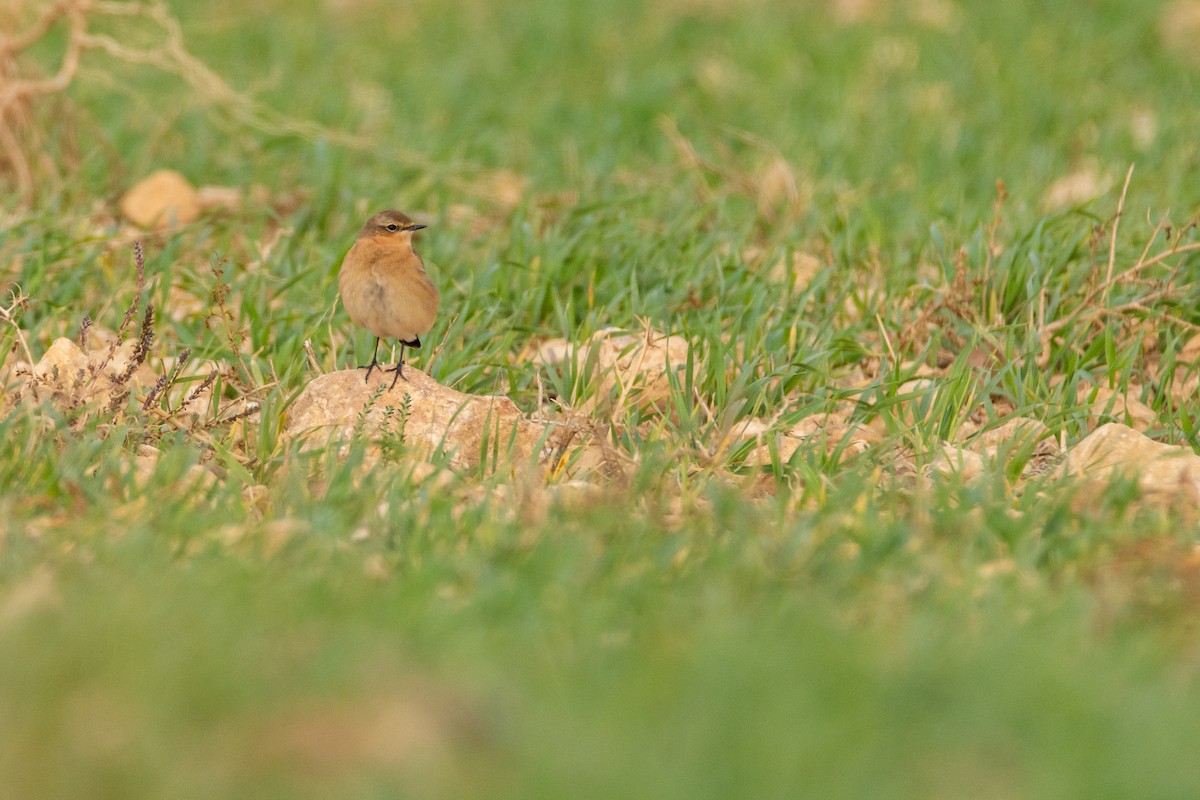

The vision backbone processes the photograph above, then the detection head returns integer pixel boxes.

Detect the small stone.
[965,416,1055,457]
[34,337,88,386]
[534,327,695,415]
[196,185,244,213]
[1064,422,1200,506]
[744,413,880,467]
[931,443,986,481]
[1041,163,1113,211]
[1160,1,1200,64]
[119,169,201,230]
[1081,385,1157,431]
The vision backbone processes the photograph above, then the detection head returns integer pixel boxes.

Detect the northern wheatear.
[338,210,440,389]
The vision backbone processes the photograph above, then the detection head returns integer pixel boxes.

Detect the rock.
[743,412,881,467]
[1064,422,1200,506]
[119,169,201,229]
[744,435,804,467]
[526,337,573,366]
[131,444,217,492]
[893,378,958,427]
[756,155,803,217]
[964,417,1051,453]
[1080,384,1157,431]
[964,415,1054,457]
[961,415,1059,480]
[33,337,88,386]
[593,327,693,412]
[196,185,244,213]
[768,250,822,288]
[1162,332,1200,406]
[931,443,986,481]
[484,168,528,210]
[102,340,158,388]
[1041,163,1113,211]
[790,414,882,450]
[534,326,695,415]
[166,286,210,322]
[284,368,580,472]
[9,337,157,408]
[733,417,773,440]
[1160,1,1200,64]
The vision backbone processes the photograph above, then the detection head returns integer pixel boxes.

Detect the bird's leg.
[388,342,407,390]
[383,337,419,390]
[360,336,382,383]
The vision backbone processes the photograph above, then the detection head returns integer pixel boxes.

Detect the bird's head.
[358,209,428,242]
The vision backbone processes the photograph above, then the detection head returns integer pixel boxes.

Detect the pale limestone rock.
[196,185,244,213]
[1160,2,1200,64]
[756,155,804,216]
[964,416,1055,457]
[588,328,692,411]
[959,415,1060,480]
[1178,332,1200,364]
[1162,332,1200,405]
[1041,163,1113,211]
[744,435,802,467]
[33,337,88,385]
[1064,422,1200,505]
[832,0,884,23]
[1081,385,1157,431]
[787,410,883,444]
[166,286,210,322]
[893,378,963,427]
[729,250,825,291]
[119,169,201,229]
[101,339,158,388]
[284,368,581,472]
[527,337,573,366]
[483,168,529,210]
[9,337,157,406]
[744,412,881,467]
[733,417,773,440]
[767,250,822,288]
[132,444,217,492]
[533,327,695,414]
[931,443,986,481]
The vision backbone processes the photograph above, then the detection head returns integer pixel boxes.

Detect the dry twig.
[0,0,428,203]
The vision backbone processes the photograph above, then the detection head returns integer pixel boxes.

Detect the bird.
[338,209,440,390]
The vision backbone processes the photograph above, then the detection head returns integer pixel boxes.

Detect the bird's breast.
[338,240,439,340]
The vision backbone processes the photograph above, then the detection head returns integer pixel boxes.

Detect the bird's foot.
[384,361,407,390]
[358,358,381,384]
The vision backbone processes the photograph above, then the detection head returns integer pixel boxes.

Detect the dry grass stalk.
[0,287,36,370]
[1040,203,1200,346]
[5,240,260,468]
[0,0,410,204]
[659,115,808,223]
[912,173,1200,370]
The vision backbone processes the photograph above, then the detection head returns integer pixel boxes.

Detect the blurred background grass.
[4,0,1200,798]
[73,0,1200,223]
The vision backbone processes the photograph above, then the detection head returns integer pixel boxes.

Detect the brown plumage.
[338,209,440,389]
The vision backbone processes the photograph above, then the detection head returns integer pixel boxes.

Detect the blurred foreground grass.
[3,0,1200,797]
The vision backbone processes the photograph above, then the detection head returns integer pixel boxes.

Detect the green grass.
[4,0,1200,797]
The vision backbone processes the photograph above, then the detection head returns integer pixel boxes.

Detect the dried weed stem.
[0,0,424,203]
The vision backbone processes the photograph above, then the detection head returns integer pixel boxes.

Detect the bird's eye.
[385,223,399,231]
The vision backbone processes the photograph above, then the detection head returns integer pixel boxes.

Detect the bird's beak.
[407,224,428,232]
